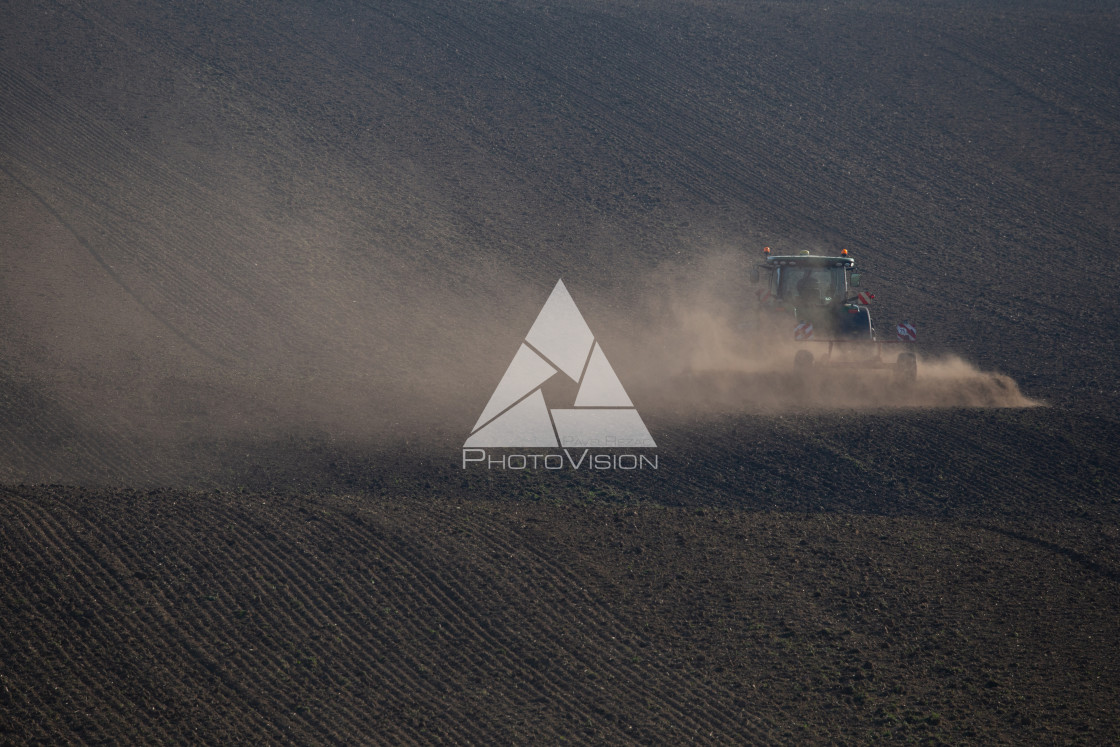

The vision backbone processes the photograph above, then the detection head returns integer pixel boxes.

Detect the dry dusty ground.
[2,0,1119,743]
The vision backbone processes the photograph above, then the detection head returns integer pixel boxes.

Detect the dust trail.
[599,251,1039,414]
[1,173,1035,487]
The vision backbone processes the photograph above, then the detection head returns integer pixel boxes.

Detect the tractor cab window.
[777,266,845,305]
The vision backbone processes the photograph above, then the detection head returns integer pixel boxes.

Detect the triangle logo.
[465,280,656,449]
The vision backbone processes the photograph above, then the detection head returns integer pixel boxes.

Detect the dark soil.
[2,0,1119,743]
[4,481,1119,744]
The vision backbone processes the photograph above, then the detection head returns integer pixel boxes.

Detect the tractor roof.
[763,254,855,268]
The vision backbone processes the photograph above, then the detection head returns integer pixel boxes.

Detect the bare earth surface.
[2,0,1119,743]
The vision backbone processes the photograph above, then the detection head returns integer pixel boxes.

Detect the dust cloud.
[3,171,1035,484]
[597,251,1039,414]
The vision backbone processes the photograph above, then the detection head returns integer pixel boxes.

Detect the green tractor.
[750,247,918,381]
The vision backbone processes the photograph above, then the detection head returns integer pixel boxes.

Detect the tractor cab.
[774,261,851,307]
[751,249,859,302]
[752,249,869,339]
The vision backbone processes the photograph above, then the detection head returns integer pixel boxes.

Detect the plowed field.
[2,0,1119,743]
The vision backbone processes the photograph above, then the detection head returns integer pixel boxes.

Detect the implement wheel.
[794,350,814,370]
[895,352,917,383]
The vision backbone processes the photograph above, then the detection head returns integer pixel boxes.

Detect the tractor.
[750,247,918,381]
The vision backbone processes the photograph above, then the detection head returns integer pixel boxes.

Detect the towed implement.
[750,247,918,381]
